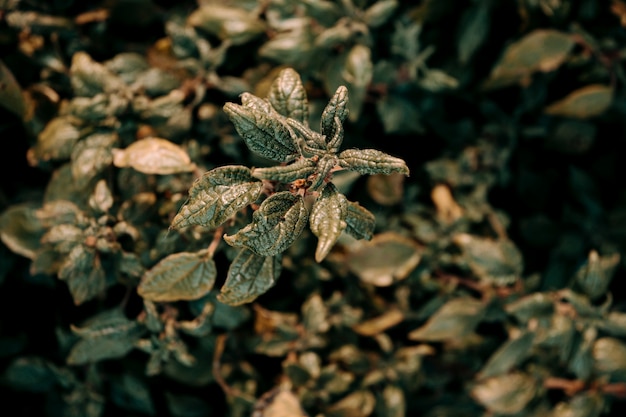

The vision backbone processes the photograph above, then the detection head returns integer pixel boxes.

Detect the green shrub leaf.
[218,249,281,306]
[223,103,300,162]
[310,183,347,262]
[138,250,217,302]
[67,309,145,365]
[251,157,317,183]
[338,149,410,176]
[268,67,309,124]
[171,165,263,230]
[344,201,375,240]
[224,191,307,256]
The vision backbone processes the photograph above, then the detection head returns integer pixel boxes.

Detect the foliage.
[2,1,626,417]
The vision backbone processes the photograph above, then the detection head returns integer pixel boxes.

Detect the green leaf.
[310,183,348,262]
[71,132,117,188]
[268,67,309,125]
[218,249,281,306]
[251,157,317,183]
[545,84,613,119]
[338,149,410,176]
[58,244,108,306]
[320,85,349,144]
[223,102,300,162]
[137,250,217,302]
[478,331,535,379]
[344,200,375,240]
[574,250,620,300]
[408,297,485,341]
[592,337,626,381]
[171,165,263,230]
[67,309,145,365]
[483,29,575,90]
[224,191,307,256]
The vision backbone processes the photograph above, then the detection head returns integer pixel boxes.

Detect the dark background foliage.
[2,0,626,416]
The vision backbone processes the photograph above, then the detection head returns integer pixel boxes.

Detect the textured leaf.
[320,85,349,145]
[58,244,108,306]
[310,183,348,262]
[112,137,196,175]
[218,249,281,306]
[338,149,410,176]
[344,201,376,240]
[471,372,538,414]
[224,191,307,256]
[67,309,145,365]
[138,250,217,302]
[224,103,300,162]
[408,297,485,341]
[545,84,613,119]
[241,92,273,113]
[171,165,263,229]
[268,67,309,124]
[251,157,317,183]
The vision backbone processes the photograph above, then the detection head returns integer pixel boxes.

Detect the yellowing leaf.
[138,250,217,302]
[484,29,575,89]
[224,191,307,257]
[310,183,348,262]
[347,232,420,286]
[218,250,281,306]
[352,309,404,337]
[471,372,538,414]
[171,165,263,230]
[112,137,196,175]
[545,84,613,119]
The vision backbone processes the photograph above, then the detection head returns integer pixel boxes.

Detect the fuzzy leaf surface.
[224,103,300,162]
[138,250,217,302]
[339,149,410,176]
[218,250,281,306]
[171,166,263,230]
[224,191,307,256]
[310,183,347,262]
[268,68,309,124]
